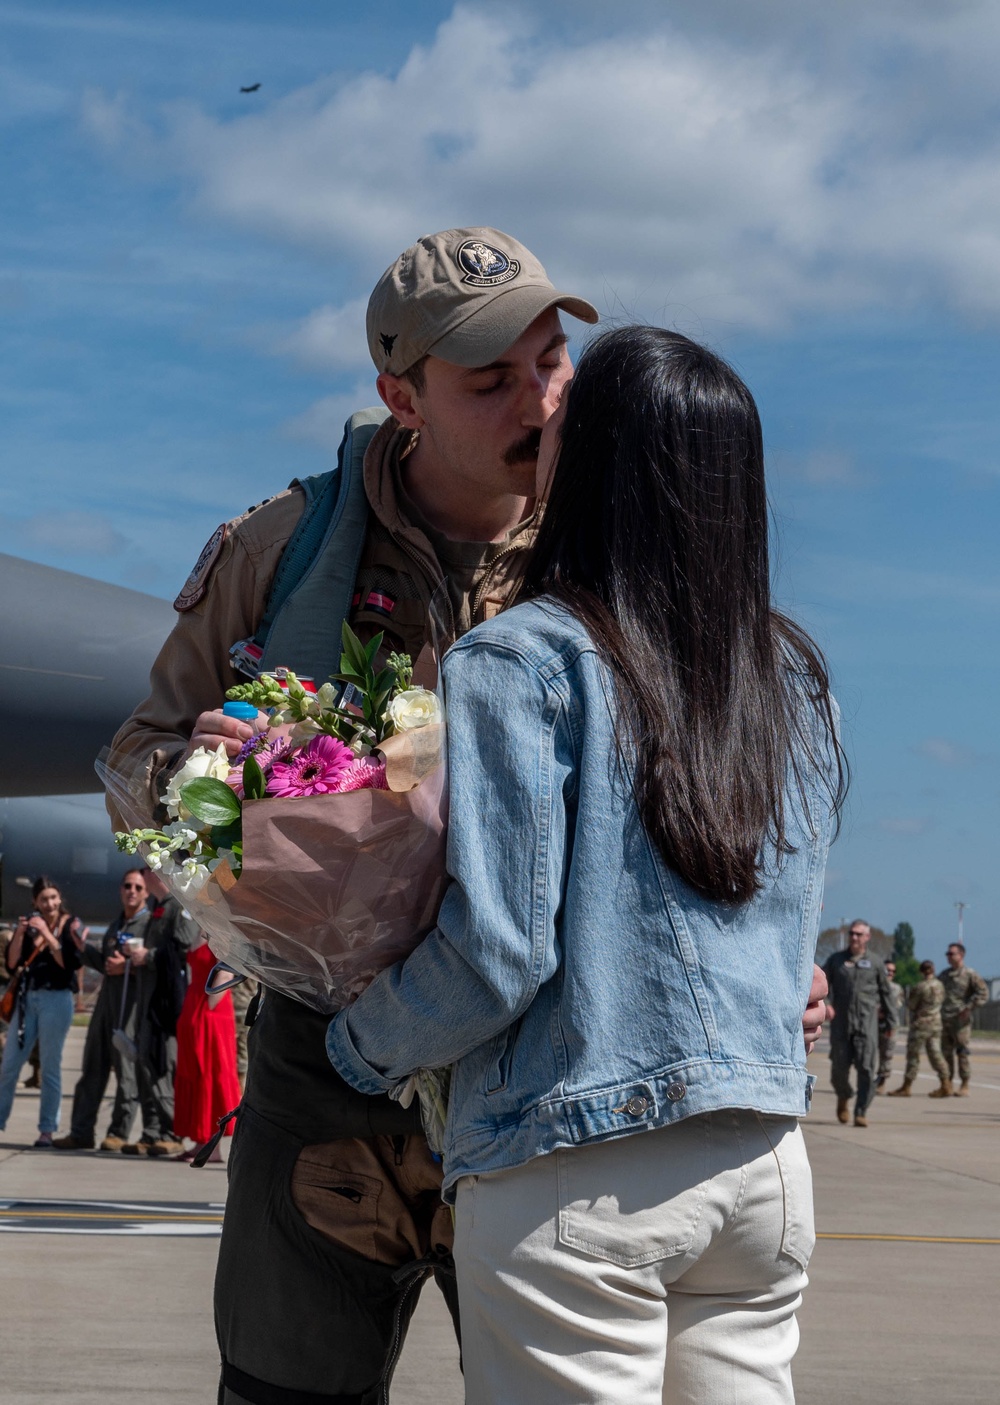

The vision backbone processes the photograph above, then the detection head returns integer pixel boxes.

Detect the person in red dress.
[173,937,241,1162]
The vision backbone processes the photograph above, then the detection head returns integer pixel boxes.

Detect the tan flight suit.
[106,418,537,1404]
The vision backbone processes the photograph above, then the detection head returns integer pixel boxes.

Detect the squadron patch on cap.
[456,240,520,287]
[174,523,227,612]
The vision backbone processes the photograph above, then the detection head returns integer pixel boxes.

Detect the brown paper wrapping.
[197,758,448,1012]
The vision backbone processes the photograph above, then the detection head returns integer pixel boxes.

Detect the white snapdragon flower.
[164,744,231,819]
[162,821,202,850]
[385,688,441,732]
[173,856,212,896]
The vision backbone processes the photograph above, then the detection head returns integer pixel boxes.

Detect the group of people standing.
[824,921,989,1124]
[0,866,243,1159]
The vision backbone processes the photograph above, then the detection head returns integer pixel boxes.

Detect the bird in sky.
[240,83,261,93]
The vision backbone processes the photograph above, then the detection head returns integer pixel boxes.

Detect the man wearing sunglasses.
[53,870,150,1151]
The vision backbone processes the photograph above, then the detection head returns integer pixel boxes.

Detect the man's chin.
[504,459,539,497]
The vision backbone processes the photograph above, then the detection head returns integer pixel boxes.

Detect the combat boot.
[887,1081,912,1096]
[956,1079,971,1096]
[928,1079,953,1098]
[836,1098,850,1123]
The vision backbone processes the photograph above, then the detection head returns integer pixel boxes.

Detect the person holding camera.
[0,876,85,1148]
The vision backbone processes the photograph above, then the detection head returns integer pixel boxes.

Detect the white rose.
[164,744,231,819]
[385,687,442,732]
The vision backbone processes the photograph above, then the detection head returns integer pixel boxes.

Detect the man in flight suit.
[106,228,832,1404]
[824,919,897,1127]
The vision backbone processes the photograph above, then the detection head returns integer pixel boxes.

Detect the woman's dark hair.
[520,325,845,905]
[32,875,65,910]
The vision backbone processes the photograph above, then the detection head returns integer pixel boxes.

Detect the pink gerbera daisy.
[335,758,389,793]
[266,735,354,797]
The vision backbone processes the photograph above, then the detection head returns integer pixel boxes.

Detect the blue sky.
[2,1,999,973]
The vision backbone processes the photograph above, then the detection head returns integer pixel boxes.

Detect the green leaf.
[242,754,267,801]
[364,631,384,667]
[180,777,242,826]
[210,820,243,852]
[372,666,396,697]
[340,621,370,679]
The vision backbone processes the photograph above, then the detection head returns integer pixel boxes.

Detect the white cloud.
[4,510,128,556]
[80,3,1000,332]
[276,299,370,375]
[913,738,978,768]
[778,450,861,487]
[282,383,378,451]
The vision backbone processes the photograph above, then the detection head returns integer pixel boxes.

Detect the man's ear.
[377,373,424,429]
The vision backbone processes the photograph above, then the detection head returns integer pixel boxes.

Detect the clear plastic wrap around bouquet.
[101,624,448,1014]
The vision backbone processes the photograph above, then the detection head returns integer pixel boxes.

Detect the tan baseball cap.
[367,227,599,375]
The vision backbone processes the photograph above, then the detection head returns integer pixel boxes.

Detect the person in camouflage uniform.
[876,959,904,1091]
[823,920,897,1127]
[938,942,989,1095]
[888,961,950,1096]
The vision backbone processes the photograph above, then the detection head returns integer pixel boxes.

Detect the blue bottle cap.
[223,701,260,720]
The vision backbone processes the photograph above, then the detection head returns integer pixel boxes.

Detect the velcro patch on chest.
[352,589,397,618]
[174,524,227,612]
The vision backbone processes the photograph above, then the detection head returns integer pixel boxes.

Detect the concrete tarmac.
[1,1027,998,1402]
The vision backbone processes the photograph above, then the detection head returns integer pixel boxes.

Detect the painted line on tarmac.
[0,1197,225,1236]
[818,1232,1000,1244]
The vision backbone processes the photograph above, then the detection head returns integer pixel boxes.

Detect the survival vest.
[229,406,390,683]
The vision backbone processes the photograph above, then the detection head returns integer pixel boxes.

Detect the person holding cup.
[53,869,150,1151]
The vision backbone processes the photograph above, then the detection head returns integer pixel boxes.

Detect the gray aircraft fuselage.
[0,553,176,920]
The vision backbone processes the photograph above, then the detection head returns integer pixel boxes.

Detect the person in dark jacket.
[52,869,150,1151]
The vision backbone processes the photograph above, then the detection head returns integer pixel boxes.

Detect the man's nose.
[519,369,558,426]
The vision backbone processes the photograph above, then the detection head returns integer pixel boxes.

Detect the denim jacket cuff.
[325,1010,399,1097]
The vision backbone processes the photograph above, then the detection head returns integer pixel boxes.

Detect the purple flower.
[266,735,354,798]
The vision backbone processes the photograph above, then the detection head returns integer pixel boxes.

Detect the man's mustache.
[503,429,542,467]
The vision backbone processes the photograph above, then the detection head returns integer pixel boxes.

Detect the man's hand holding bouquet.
[103,624,447,1013]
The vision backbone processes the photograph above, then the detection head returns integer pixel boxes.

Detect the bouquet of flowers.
[103,624,448,1013]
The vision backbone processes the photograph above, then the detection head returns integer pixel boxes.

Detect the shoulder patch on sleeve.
[174,524,228,612]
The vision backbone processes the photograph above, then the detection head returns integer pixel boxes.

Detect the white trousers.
[453,1110,814,1405]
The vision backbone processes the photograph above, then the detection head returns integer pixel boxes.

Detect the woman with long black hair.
[328,326,844,1402]
[0,876,85,1147]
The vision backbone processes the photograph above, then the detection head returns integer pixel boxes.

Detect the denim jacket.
[327,600,837,1202]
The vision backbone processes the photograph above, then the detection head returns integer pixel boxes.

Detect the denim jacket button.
[666,1081,687,1102]
[624,1095,649,1117]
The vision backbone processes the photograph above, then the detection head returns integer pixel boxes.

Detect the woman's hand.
[802,964,828,1055]
[29,914,57,949]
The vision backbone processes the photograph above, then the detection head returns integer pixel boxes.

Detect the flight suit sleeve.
[876,961,898,1029]
[104,493,303,831]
